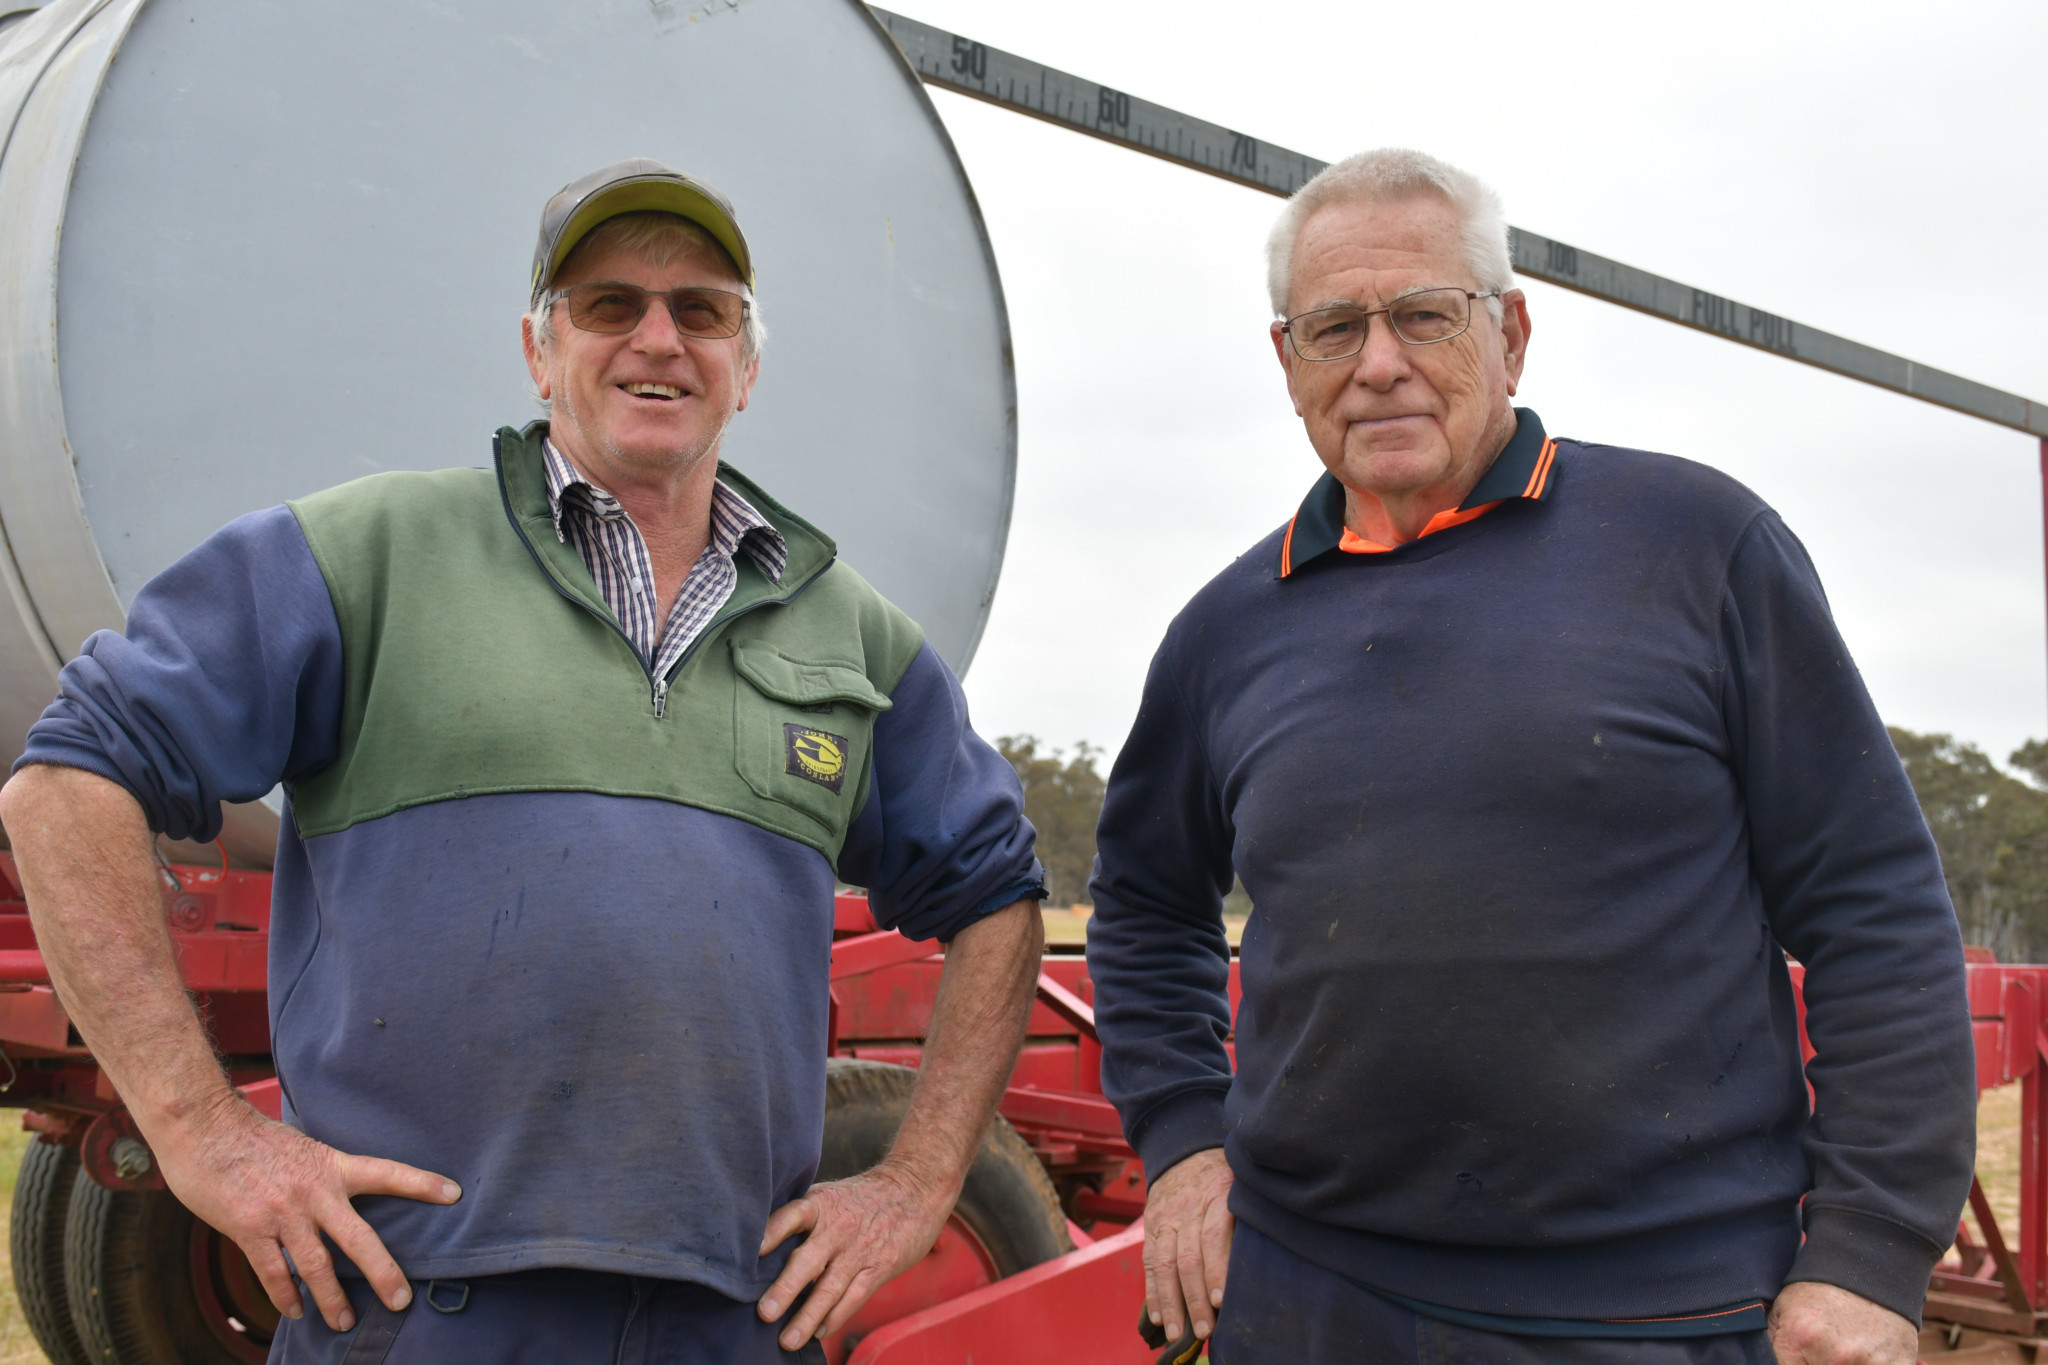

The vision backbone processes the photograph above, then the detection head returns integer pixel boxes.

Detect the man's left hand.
[1768,1281,1918,1365]
[757,900,1040,1350]
[756,1162,955,1350]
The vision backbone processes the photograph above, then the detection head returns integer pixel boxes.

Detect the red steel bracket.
[1034,973,1097,1041]
[830,930,939,982]
[848,1222,1154,1365]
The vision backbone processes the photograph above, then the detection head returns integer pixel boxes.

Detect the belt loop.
[425,1280,471,1314]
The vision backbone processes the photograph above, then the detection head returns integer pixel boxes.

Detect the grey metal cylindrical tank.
[0,0,1016,864]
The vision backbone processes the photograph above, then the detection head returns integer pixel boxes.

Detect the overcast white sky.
[896,0,2048,771]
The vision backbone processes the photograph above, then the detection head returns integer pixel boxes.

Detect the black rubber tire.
[12,1138,91,1365]
[64,1176,266,1365]
[818,1058,1072,1274]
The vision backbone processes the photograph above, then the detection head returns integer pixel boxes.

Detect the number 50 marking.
[950,35,987,80]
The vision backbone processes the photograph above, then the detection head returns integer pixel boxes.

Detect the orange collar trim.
[1338,500,1503,555]
[1276,411,1557,580]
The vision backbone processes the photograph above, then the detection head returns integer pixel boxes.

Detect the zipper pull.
[652,677,669,719]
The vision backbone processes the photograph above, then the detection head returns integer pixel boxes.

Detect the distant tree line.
[1891,728,2048,962]
[997,734,1253,919]
[1002,726,2048,958]
[997,736,1106,909]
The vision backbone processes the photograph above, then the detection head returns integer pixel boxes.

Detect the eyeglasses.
[1280,287,1502,361]
[548,281,749,339]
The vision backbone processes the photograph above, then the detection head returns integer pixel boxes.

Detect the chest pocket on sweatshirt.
[731,641,892,837]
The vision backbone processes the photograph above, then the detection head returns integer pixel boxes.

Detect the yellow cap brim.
[538,178,753,293]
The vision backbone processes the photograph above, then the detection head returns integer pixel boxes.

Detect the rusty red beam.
[1035,972,1097,1041]
[1001,1086,1124,1140]
[2029,1015,2048,1305]
[1967,1176,2033,1315]
[848,1222,1153,1365]
[830,929,938,982]
[0,950,48,984]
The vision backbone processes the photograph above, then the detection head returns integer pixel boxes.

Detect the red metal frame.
[0,853,275,1182]
[821,896,1173,1361]
[1910,950,2048,1339]
[0,854,2031,1360]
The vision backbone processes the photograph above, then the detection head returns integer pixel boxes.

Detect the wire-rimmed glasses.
[1281,287,1502,361]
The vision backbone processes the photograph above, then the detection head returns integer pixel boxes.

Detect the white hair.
[525,210,766,368]
[1266,148,1512,318]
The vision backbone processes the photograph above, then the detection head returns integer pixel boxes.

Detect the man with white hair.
[0,160,1047,1362]
[1086,148,1973,1364]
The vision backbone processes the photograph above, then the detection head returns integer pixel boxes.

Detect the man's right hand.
[156,1092,461,1332]
[1,766,459,1332]
[1143,1146,1235,1343]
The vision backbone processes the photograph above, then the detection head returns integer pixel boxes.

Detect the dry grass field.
[1040,905,1248,947]
[0,1076,2016,1365]
[1977,1080,2022,1240]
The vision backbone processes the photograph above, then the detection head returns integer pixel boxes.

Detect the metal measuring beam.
[870,6,2048,443]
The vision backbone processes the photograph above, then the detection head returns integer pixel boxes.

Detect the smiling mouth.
[621,381,686,401]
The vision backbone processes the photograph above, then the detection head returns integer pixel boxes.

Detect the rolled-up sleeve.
[836,641,1044,942]
[15,506,344,843]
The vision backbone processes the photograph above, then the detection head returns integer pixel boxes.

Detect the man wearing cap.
[0,161,1047,1362]
[1087,148,1972,1363]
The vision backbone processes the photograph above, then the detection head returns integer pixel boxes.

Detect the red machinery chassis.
[0,853,2029,1363]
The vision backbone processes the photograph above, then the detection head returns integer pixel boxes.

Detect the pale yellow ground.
[0,1065,2015,1365]
[1977,1081,2021,1243]
[1040,905,1247,946]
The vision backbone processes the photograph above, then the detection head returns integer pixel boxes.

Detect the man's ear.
[1270,322,1305,417]
[522,314,552,400]
[734,346,762,414]
[1499,290,1532,397]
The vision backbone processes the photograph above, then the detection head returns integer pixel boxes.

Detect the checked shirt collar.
[541,438,787,678]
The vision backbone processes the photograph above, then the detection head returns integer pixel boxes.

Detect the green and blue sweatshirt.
[1086,411,1973,1329]
[19,423,1044,1298]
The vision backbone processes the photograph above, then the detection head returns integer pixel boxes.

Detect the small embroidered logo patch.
[784,723,849,793]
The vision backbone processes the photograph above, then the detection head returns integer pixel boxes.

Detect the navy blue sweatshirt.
[1086,411,1973,1325]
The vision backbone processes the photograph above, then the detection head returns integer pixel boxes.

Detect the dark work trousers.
[1209,1223,1776,1365]
[265,1269,827,1365]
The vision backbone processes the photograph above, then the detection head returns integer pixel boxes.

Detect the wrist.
[133,1078,253,1153]
[872,1152,964,1212]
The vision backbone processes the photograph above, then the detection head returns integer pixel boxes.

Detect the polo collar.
[1277,407,1556,579]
